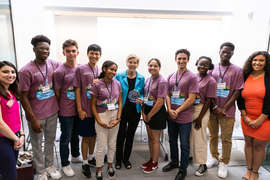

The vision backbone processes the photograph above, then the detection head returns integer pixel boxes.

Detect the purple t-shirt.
[72,64,101,117]
[167,70,199,123]
[19,59,61,120]
[90,79,122,113]
[53,63,78,117]
[144,75,167,106]
[208,63,244,117]
[195,74,217,104]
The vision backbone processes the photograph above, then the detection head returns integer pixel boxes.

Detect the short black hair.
[31,35,51,47]
[175,49,190,59]
[87,44,102,55]
[195,56,214,70]
[220,42,235,51]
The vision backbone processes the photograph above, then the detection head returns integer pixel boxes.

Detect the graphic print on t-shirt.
[67,85,75,99]
[36,82,55,100]
[85,84,92,98]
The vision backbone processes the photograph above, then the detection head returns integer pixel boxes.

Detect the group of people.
[0,35,269,180]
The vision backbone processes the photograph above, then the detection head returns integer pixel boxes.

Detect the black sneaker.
[96,171,103,180]
[107,168,116,179]
[175,170,187,180]
[88,157,96,167]
[82,164,91,178]
[195,164,207,176]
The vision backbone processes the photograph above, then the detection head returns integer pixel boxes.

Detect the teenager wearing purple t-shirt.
[19,35,62,180]
[189,56,217,177]
[0,61,24,180]
[73,44,102,178]
[90,60,122,180]
[163,49,199,180]
[141,58,167,174]
[53,39,82,177]
[206,42,244,179]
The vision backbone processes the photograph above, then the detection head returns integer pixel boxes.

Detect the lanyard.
[146,75,159,96]
[34,60,47,83]
[219,63,231,81]
[88,63,98,79]
[198,74,206,83]
[175,69,187,87]
[104,80,113,100]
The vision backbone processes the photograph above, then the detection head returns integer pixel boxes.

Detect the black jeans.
[116,111,141,162]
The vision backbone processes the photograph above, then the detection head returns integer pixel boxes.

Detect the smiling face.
[126,57,139,73]
[148,60,160,76]
[88,50,101,66]
[0,65,16,88]
[197,58,210,76]
[34,42,50,61]
[104,64,118,80]
[219,46,233,65]
[252,54,266,73]
[63,46,79,62]
[175,53,189,70]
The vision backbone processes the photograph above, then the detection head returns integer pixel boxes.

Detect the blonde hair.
[126,54,140,64]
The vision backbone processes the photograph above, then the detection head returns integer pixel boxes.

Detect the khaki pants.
[208,114,235,164]
[95,109,119,167]
[190,104,210,164]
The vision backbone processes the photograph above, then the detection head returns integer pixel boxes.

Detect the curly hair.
[243,51,270,77]
[31,35,51,47]
[195,56,214,70]
[0,61,20,100]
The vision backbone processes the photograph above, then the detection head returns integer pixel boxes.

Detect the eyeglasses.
[36,46,50,51]
[221,51,233,55]
[198,63,209,67]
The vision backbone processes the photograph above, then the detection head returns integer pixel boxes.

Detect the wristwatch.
[116,118,121,121]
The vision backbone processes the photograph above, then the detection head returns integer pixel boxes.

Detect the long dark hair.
[0,61,21,100]
[243,51,270,77]
[98,60,118,79]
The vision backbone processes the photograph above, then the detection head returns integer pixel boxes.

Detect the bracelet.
[116,118,121,121]
[212,105,218,111]
[20,134,25,137]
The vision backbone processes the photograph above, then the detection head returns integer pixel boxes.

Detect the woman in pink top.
[0,61,24,180]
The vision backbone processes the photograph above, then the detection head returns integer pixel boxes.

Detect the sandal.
[123,160,132,169]
[252,170,260,178]
[115,161,122,169]
[242,167,252,180]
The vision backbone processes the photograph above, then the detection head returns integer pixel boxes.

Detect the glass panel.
[0,0,16,66]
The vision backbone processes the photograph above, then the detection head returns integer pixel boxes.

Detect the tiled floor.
[27,122,270,180]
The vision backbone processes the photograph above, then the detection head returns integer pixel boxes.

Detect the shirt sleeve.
[90,84,99,97]
[53,71,63,90]
[73,68,82,88]
[234,68,244,90]
[157,81,167,98]
[188,76,199,94]
[19,71,31,92]
[206,79,217,98]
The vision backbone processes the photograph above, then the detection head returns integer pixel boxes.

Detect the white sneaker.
[62,165,75,177]
[206,157,219,168]
[46,166,62,180]
[218,162,228,179]
[38,172,48,180]
[71,156,83,163]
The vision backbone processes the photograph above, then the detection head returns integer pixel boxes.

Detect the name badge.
[42,85,50,93]
[217,82,226,89]
[107,103,116,110]
[6,99,15,108]
[172,90,180,98]
[144,97,148,103]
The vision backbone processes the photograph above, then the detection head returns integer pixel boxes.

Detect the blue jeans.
[59,115,80,167]
[167,120,192,172]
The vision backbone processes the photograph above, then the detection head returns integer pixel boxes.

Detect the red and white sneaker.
[143,161,159,173]
[141,158,152,169]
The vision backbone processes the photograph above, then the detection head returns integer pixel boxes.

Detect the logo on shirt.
[226,85,230,90]
[200,82,205,86]
[50,69,53,77]
[181,79,186,83]
[228,72,232,76]
[115,87,119,92]
[151,83,157,88]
